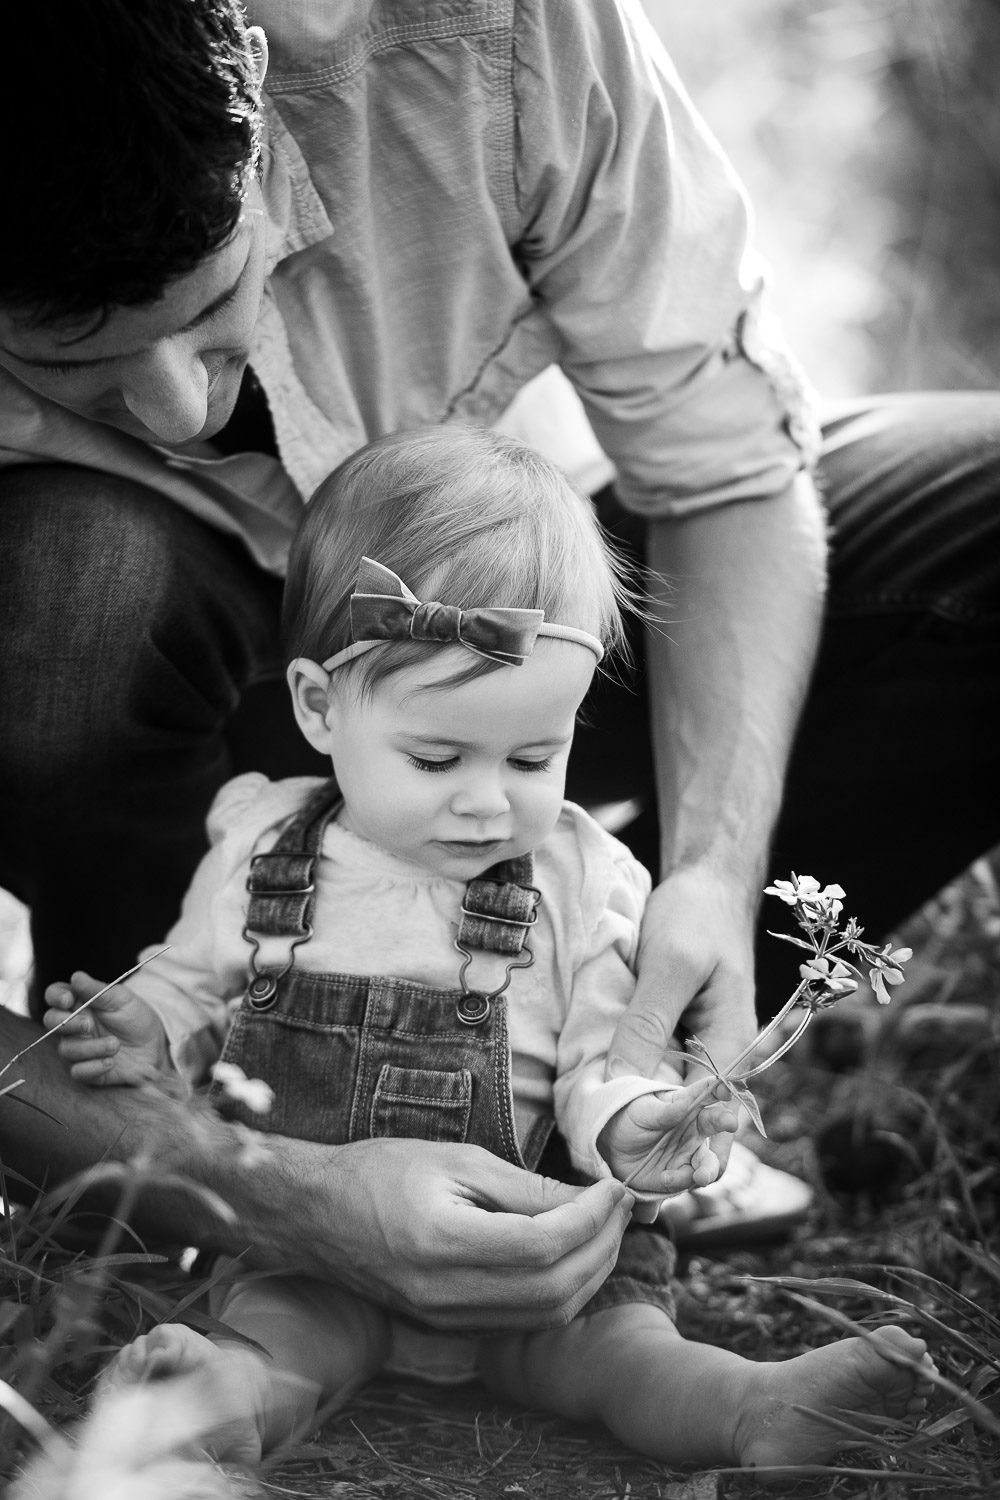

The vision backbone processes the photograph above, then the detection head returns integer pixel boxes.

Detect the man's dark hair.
[5,1,261,328]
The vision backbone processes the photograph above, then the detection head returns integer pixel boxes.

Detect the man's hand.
[4,1008,632,1334]
[605,864,759,1137]
[42,970,171,1085]
[216,1136,636,1332]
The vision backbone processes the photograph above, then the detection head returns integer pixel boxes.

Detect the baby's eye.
[406,754,457,774]
[510,756,553,774]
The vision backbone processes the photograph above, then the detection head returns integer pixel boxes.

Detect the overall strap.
[244,779,342,941]
[244,778,540,976]
[458,854,540,956]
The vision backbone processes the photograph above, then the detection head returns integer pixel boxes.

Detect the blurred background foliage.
[645,0,1000,397]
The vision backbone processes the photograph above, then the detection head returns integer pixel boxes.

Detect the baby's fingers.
[696,1100,740,1139]
[67,970,134,1013]
[690,1138,722,1188]
[42,982,77,1022]
[67,1053,122,1084]
[42,1003,97,1038]
[56,1029,120,1066]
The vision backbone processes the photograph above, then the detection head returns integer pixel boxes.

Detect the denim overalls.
[209,779,552,1171]
[210,779,676,1327]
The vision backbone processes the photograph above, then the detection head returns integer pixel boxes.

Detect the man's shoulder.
[248,0,516,80]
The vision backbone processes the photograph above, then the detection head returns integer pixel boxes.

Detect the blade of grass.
[747,1275,1000,1368]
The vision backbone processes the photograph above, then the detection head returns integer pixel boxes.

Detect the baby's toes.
[910,1351,939,1407]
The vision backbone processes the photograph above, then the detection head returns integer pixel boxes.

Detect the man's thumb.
[605,998,676,1081]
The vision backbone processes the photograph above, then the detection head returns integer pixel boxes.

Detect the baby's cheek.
[531,786,564,837]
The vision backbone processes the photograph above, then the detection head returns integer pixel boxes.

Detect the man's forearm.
[1,1007,635,1331]
[646,473,828,892]
[0,1006,261,1254]
[0,1008,380,1273]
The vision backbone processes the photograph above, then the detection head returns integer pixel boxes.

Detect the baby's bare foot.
[101,1324,271,1464]
[736,1326,936,1472]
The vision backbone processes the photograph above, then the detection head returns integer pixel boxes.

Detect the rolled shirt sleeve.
[512,0,820,515]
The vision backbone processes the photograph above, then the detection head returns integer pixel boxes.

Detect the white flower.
[210,1062,274,1116]
[865,942,912,1005]
[765,876,809,906]
[765,874,845,920]
[799,956,857,996]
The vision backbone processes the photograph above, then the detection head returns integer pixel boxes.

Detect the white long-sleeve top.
[132,772,667,1182]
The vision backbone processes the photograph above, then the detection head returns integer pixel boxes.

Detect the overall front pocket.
[369,1063,473,1143]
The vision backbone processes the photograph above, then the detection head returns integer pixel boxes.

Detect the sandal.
[656,1140,813,1249]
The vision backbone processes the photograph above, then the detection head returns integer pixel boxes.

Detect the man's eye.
[203,286,241,324]
[406,755,457,773]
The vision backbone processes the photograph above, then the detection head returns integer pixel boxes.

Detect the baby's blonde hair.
[282,425,635,693]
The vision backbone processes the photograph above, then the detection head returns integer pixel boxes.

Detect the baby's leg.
[104,1273,390,1462]
[479,1304,935,1472]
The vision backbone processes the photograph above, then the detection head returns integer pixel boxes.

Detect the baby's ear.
[286,658,333,753]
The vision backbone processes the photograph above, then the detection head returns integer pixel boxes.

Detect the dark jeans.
[2,392,999,1015]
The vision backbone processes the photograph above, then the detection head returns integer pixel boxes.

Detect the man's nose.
[122,339,209,443]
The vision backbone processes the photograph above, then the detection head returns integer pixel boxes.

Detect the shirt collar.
[258,94,335,272]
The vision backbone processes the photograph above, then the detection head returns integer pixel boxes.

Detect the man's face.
[0,182,268,447]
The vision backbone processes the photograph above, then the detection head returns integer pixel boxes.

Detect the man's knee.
[819,391,1000,509]
[1,464,221,634]
[817,392,1000,612]
[0,466,278,779]
[1,469,189,777]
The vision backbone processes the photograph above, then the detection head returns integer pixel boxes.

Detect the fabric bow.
[349,558,545,666]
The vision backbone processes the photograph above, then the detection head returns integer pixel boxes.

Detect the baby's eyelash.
[406,754,554,774]
[407,755,456,773]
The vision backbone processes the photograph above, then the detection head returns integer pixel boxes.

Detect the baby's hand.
[43,970,171,1087]
[598,1081,740,1195]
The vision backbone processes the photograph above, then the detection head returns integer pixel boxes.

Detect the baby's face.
[324,642,596,879]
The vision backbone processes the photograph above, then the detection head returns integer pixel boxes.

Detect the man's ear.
[247,25,269,89]
[287,658,332,754]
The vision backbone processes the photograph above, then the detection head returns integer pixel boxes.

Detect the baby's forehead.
[363,640,595,730]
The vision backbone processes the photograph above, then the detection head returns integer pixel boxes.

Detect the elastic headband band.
[320,557,604,672]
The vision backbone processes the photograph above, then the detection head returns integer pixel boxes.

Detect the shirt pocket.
[370,1064,473,1144]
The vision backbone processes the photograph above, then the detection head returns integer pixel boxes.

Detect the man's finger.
[412,1182,634,1330]
[606,996,678,1080]
[454,1176,633,1267]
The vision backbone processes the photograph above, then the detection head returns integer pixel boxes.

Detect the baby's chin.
[422,837,533,881]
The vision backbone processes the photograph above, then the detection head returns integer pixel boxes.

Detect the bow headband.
[320,558,604,672]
